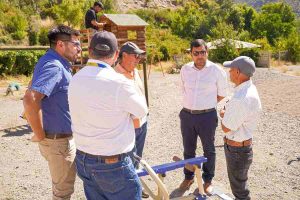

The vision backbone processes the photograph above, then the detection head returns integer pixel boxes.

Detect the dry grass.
[270,59,300,76]
[0,75,31,88]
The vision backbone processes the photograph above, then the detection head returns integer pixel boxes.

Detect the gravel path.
[0,68,299,200]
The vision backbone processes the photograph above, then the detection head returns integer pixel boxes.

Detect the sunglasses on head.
[192,50,207,56]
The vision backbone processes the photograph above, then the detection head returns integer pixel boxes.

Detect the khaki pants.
[39,136,76,200]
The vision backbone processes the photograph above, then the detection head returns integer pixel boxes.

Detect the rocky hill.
[116,0,300,16]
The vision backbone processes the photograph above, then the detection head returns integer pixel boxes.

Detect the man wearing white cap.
[220,56,262,200]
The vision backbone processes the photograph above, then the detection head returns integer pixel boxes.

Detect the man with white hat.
[220,56,262,200]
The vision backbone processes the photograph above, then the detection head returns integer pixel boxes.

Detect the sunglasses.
[129,53,143,59]
[192,50,207,56]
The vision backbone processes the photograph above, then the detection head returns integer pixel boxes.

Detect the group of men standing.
[23,24,261,200]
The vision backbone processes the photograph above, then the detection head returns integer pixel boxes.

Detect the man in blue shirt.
[23,25,81,200]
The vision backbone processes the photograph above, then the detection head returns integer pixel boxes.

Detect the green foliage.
[285,32,300,63]
[0,51,16,75]
[209,41,239,64]
[39,27,50,46]
[238,48,260,63]
[6,14,29,40]
[252,2,296,45]
[0,51,45,76]
[146,26,189,63]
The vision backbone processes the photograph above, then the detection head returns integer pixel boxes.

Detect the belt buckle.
[104,157,119,164]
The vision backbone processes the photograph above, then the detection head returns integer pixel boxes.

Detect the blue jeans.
[75,150,142,200]
[131,122,148,168]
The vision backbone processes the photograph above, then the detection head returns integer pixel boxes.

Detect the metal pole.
[143,60,149,107]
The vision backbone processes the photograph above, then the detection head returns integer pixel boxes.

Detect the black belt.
[45,134,72,139]
[76,149,127,164]
[183,107,215,114]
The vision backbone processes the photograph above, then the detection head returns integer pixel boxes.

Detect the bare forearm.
[23,95,45,140]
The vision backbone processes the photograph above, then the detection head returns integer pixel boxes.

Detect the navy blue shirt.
[31,49,72,134]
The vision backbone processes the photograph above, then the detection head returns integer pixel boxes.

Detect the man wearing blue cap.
[220,56,262,200]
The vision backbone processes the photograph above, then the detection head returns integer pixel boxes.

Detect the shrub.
[209,40,239,63]
[0,51,16,75]
[39,27,50,46]
[0,50,45,76]
[239,48,260,63]
[286,32,300,63]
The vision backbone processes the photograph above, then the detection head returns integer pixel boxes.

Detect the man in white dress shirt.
[220,56,262,200]
[68,31,148,200]
[179,39,227,194]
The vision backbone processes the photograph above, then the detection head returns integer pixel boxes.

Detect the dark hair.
[190,39,207,51]
[48,25,80,48]
[91,49,115,60]
[94,1,104,9]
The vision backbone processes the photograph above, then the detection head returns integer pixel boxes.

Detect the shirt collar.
[192,60,210,70]
[48,48,71,68]
[234,79,252,92]
[86,59,113,69]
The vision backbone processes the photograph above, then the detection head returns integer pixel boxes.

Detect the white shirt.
[222,80,262,142]
[180,61,227,110]
[114,64,147,127]
[68,59,148,156]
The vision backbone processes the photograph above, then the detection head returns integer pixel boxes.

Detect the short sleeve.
[216,67,228,97]
[117,81,148,118]
[222,99,248,131]
[30,62,61,97]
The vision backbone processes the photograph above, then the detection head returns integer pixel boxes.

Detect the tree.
[252,2,296,45]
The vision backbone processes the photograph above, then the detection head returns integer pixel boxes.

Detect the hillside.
[116,0,300,16]
[235,0,300,16]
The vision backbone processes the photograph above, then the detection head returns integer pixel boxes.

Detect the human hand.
[219,108,225,118]
[31,134,45,142]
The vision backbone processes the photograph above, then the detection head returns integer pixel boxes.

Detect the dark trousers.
[224,143,253,200]
[130,122,148,169]
[179,109,217,183]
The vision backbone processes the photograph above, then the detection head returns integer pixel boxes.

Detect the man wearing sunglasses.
[23,25,81,199]
[179,39,227,195]
[115,42,149,198]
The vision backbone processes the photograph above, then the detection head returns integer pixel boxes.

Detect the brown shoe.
[142,190,149,198]
[204,182,213,195]
[179,179,194,191]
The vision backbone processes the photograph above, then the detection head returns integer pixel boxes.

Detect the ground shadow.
[1,124,32,137]
[287,157,300,165]
[169,187,187,198]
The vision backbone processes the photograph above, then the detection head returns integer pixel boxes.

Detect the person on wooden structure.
[179,39,227,195]
[85,1,105,31]
[23,25,81,200]
[220,56,262,200]
[68,31,148,200]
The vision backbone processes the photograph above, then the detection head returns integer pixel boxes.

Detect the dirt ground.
[0,68,299,200]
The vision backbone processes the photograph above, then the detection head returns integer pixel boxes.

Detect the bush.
[286,33,300,63]
[39,27,49,46]
[6,14,28,40]
[209,40,239,63]
[239,48,260,63]
[0,50,45,76]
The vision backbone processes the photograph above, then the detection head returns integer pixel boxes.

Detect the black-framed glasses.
[192,50,207,56]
